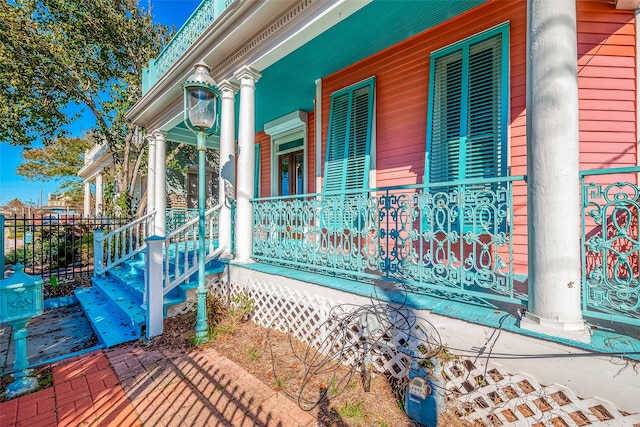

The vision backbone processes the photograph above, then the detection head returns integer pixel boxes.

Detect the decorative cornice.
[212,0,315,78]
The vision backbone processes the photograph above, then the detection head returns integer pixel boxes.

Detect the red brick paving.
[1,345,317,426]
[1,350,140,427]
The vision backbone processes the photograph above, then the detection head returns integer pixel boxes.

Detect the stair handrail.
[162,204,223,296]
[94,211,156,276]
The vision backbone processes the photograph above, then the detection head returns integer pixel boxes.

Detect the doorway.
[278,150,304,196]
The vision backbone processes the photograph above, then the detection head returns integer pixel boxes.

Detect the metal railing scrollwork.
[581,166,640,326]
[252,176,525,305]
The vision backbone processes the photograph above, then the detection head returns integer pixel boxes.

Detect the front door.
[278,150,304,196]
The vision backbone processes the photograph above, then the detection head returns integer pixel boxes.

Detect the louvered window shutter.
[429,52,463,186]
[465,35,503,181]
[324,78,375,193]
[426,25,508,232]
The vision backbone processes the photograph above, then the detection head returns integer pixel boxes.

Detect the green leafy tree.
[0,0,170,216]
[17,135,93,204]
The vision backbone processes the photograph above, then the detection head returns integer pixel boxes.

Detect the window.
[426,24,508,185]
[425,24,508,233]
[185,165,216,208]
[264,111,307,196]
[274,132,304,196]
[323,77,375,193]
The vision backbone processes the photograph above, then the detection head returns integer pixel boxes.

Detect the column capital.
[218,79,239,95]
[89,171,103,181]
[233,66,262,85]
[145,133,157,146]
[150,130,166,141]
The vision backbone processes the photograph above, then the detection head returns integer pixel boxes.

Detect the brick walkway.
[1,351,138,426]
[1,345,317,427]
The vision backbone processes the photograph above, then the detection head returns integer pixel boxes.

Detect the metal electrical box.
[405,375,438,427]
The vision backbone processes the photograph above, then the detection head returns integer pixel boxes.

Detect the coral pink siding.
[307,111,317,194]
[256,131,270,198]
[577,1,636,170]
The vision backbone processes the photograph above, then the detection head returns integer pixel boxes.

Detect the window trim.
[264,111,308,196]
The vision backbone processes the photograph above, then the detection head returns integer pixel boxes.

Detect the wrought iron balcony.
[250,168,640,327]
[142,0,232,94]
[251,176,527,306]
[581,165,640,326]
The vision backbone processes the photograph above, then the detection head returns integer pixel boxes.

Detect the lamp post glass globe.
[187,87,217,131]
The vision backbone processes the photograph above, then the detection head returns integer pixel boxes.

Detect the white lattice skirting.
[206,267,640,427]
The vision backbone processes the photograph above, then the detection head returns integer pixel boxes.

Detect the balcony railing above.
[142,0,231,94]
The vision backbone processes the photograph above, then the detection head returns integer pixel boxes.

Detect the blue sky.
[0,0,200,206]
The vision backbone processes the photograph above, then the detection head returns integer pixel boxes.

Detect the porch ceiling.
[253,0,488,131]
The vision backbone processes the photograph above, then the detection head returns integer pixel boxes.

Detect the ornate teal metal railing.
[252,176,526,304]
[581,166,640,326]
[142,0,230,94]
[166,208,199,231]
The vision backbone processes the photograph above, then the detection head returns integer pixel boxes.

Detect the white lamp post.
[182,62,219,343]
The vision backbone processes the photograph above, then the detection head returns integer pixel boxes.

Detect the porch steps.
[77,250,226,348]
[74,287,140,348]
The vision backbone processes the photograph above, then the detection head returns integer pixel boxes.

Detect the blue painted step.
[74,287,140,348]
[77,245,226,347]
[92,275,146,328]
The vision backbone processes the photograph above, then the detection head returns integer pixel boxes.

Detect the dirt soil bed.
[142,304,471,427]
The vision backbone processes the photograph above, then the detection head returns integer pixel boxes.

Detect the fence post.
[0,214,5,277]
[93,230,104,277]
[145,235,164,338]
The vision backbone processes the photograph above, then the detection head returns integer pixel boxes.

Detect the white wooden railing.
[145,204,223,337]
[93,212,156,276]
[163,204,223,296]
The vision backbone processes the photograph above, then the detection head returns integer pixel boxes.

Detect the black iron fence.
[1,214,133,282]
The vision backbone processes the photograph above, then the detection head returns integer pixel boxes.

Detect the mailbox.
[0,264,43,399]
[0,264,43,323]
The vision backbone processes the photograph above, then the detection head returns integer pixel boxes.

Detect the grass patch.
[338,401,369,421]
[247,346,261,361]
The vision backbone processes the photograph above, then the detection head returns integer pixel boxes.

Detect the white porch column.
[153,131,167,236]
[95,173,104,216]
[83,181,91,217]
[234,66,261,263]
[523,0,589,342]
[218,80,239,256]
[146,133,157,218]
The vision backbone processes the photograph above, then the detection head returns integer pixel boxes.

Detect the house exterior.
[78,143,111,217]
[77,132,219,219]
[118,0,640,418]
